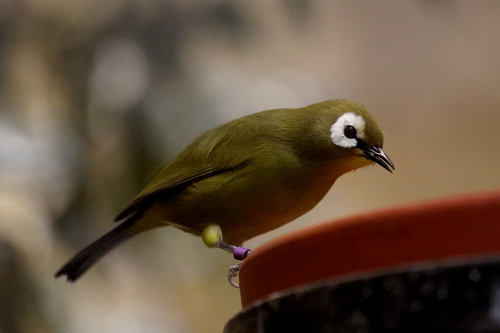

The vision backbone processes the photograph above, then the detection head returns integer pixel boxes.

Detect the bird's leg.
[202,225,251,288]
[216,241,251,288]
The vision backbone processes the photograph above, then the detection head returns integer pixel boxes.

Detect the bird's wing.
[114,108,298,222]
[114,124,255,222]
[114,162,248,222]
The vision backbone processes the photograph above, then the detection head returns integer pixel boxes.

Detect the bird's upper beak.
[357,140,395,173]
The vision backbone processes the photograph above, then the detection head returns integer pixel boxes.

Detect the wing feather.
[114,118,258,221]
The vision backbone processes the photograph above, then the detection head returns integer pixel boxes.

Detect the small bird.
[55,99,394,282]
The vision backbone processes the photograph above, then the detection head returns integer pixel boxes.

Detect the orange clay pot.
[238,190,500,307]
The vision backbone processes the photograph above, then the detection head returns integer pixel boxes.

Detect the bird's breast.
[163,160,341,245]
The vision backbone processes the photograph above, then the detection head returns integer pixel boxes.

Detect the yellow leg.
[202,224,223,248]
[202,224,251,288]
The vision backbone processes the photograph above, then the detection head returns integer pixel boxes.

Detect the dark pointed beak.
[357,140,395,173]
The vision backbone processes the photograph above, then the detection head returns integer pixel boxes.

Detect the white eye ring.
[330,113,366,148]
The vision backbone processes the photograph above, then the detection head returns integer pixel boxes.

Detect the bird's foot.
[201,224,251,288]
[228,264,241,288]
[216,240,251,288]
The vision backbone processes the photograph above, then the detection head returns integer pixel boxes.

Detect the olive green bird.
[55,99,394,281]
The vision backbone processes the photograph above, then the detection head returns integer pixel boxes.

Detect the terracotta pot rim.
[239,190,500,307]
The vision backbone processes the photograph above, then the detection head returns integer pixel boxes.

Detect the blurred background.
[0,1,499,332]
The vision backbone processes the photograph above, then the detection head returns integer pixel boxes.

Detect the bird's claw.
[215,240,251,288]
[227,247,251,288]
[203,225,251,288]
[228,264,241,288]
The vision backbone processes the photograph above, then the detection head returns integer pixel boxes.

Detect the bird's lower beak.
[357,141,395,173]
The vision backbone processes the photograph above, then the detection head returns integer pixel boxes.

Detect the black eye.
[344,125,357,139]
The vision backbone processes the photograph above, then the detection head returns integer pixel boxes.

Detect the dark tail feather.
[55,218,136,282]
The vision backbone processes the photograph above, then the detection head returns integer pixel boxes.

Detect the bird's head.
[302,100,395,173]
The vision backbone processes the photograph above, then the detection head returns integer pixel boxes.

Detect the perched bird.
[55,99,394,282]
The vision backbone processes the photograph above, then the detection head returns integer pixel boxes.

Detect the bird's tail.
[55,217,138,282]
